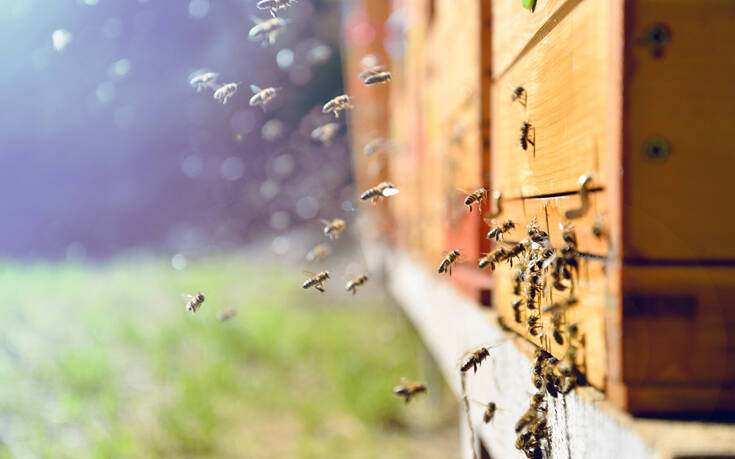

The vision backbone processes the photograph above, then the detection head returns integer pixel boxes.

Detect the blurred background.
[0,0,458,457]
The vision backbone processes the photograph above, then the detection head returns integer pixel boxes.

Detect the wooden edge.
[368,243,735,459]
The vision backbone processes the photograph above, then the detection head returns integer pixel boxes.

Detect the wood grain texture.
[623,0,735,260]
[491,0,580,78]
[491,0,609,199]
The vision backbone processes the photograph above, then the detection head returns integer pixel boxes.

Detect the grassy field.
[0,253,457,458]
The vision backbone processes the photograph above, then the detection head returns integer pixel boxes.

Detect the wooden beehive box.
[489,0,735,415]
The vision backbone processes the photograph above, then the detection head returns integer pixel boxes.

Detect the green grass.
[0,254,456,458]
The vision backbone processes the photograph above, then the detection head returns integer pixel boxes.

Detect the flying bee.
[505,241,529,266]
[561,223,578,249]
[256,0,297,17]
[183,292,206,314]
[438,249,461,275]
[520,122,534,150]
[527,315,542,336]
[322,94,354,118]
[311,123,340,144]
[213,82,240,104]
[478,247,507,271]
[392,378,427,403]
[463,188,487,212]
[591,214,606,238]
[249,85,281,109]
[216,308,237,322]
[460,346,491,374]
[302,271,330,293]
[486,220,516,241]
[189,72,219,92]
[470,400,500,424]
[345,274,368,295]
[360,181,399,202]
[508,84,526,105]
[321,218,346,240]
[305,243,331,262]
[358,65,385,81]
[512,299,523,323]
[515,412,538,434]
[364,71,392,85]
[248,16,287,47]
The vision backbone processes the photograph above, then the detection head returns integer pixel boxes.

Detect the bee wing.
[319,219,332,226]
[469,399,488,407]
[381,187,400,197]
[250,84,262,94]
[302,270,317,276]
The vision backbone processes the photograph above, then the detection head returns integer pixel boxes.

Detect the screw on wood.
[638,23,672,58]
[644,138,671,162]
[564,175,592,220]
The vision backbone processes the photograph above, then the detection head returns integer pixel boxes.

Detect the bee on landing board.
[190,72,219,92]
[322,94,354,118]
[438,249,461,275]
[463,188,487,212]
[345,274,368,295]
[183,292,206,313]
[360,182,399,203]
[249,85,280,109]
[321,219,346,240]
[302,271,330,293]
[393,378,427,403]
[256,0,297,17]
[520,121,535,151]
[213,82,240,104]
[248,16,287,47]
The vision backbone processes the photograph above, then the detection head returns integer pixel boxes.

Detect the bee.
[302,271,330,293]
[526,273,544,308]
[520,121,534,150]
[509,84,526,104]
[363,138,387,155]
[478,247,507,271]
[360,181,399,202]
[248,16,287,47]
[513,267,525,295]
[460,346,491,374]
[486,220,516,241]
[512,299,523,323]
[216,308,237,322]
[392,378,427,403]
[305,243,331,262]
[497,316,514,332]
[463,188,487,212]
[591,214,606,238]
[358,57,386,81]
[256,0,297,17]
[183,292,206,313]
[213,82,240,104]
[531,417,548,440]
[345,274,368,295]
[505,241,529,266]
[471,400,500,424]
[529,392,546,412]
[527,315,542,336]
[311,123,340,144]
[189,72,219,92]
[561,223,578,249]
[322,94,354,118]
[550,311,565,345]
[321,218,346,240]
[438,249,461,275]
[249,85,281,109]
[364,71,392,85]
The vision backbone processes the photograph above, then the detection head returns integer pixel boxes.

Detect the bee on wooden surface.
[463,188,487,212]
[392,378,428,403]
[460,346,491,374]
[190,72,219,92]
[486,220,516,241]
[363,138,387,155]
[248,16,287,47]
[256,0,297,17]
[249,85,281,109]
[364,71,392,85]
[531,417,548,440]
[183,292,206,313]
[360,181,399,202]
[216,308,237,322]
[311,122,340,144]
[544,364,561,398]
[438,249,461,275]
[478,247,507,271]
[529,392,546,412]
[527,315,542,336]
[526,273,544,308]
[513,267,526,295]
[345,274,368,295]
[550,311,566,345]
[515,430,539,454]
[321,218,346,240]
[302,271,330,293]
[591,213,606,238]
[512,299,524,323]
[322,94,354,118]
[561,223,578,248]
[542,296,578,314]
[520,122,534,151]
[305,243,331,262]
[213,82,240,104]
[505,241,529,266]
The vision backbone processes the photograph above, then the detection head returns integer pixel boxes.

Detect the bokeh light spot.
[52,29,72,52]
[296,196,319,219]
[220,157,244,181]
[188,0,209,19]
